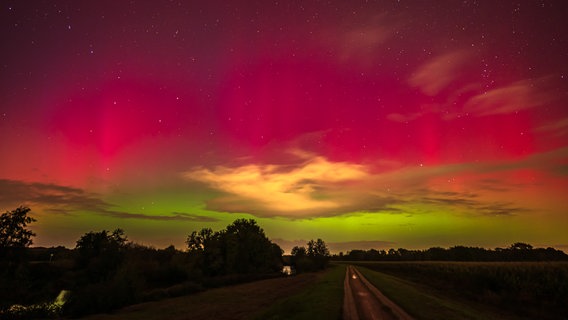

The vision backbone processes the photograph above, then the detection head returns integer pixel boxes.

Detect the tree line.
[334,243,568,262]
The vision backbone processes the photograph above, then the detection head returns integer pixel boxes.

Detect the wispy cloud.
[386,112,423,123]
[388,51,475,123]
[0,179,217,222]
[463,77,555,116]
[0,179,108,213]
[421,195,527,217]
[103,210,217,222]
[322,13,394,65]
[535,117,568,137]
[409,50,471,96]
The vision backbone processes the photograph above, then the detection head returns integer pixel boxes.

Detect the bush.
[65,263,144,317]
[141,281,203,301]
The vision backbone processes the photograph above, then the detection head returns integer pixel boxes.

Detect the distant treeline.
[333,242,568,261]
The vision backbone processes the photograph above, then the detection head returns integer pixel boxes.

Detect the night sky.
[1,1,568,253]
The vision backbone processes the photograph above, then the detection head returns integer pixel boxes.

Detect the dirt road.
[343,266,414,320]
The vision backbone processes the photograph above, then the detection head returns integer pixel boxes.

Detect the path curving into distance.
[343,265,414,320]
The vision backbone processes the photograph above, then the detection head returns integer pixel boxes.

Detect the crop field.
[351,261,568,319]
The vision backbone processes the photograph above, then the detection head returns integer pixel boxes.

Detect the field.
[84,265,345,320]
[253,264,345,320]
[350,261,568,320]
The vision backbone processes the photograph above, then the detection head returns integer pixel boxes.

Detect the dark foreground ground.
[84,272,321,320]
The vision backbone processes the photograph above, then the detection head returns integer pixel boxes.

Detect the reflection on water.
[54,290,70,307]
[282,265,293,276]
[5,289,70,318]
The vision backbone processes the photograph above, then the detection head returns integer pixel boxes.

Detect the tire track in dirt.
[343,265,414,320]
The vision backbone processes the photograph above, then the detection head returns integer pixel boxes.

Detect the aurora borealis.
[1,1,567,253]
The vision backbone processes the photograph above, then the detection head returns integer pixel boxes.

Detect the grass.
[354,265,519,320]
[84,266,345,320]
[84,272,322,320]
[252,264,346,320]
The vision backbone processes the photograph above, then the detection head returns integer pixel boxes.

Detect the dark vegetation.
[352,261,568,320]
[289,238,331,272]
[0,206,36,261]
[2,207,315,319]
[337,244,568,319]
[186,219,284,276]
[334,243,568,261]
[1,206,567,319]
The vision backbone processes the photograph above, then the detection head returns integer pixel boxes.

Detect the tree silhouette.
[308,238,330,269]
[186,228,213,251]
[0,206,36,248]
[291,239,330,272]
[0,206,36,260]
[75,229,127,262]
[510,242,533,250]
[291,246,307,257]
[186,219,283,276]
[75,228,128,280]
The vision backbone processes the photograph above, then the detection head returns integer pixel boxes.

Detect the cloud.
[409,50,471,96]
[338,25,391,62]
[474,203,528,217]
[422,196,478,207]
[535,117,568,137]
[474,178,511,192]
[0,179,217,222]
[183,147,568,219]
[387,146,568,181]
[322,14,394,65]
[386,112,423,123]
[463,77,555,116]
[0,179,108,213]
[103,211,218,222]
[421,196,527,217]
[183,156,399,217]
